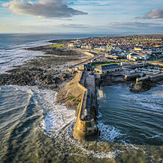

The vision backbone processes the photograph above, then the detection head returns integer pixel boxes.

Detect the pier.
[73,71,99,140]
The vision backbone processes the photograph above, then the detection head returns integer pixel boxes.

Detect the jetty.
[73,71,99,140]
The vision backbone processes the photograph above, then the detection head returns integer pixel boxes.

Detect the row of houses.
[68,41,163,53]
[105,51,163,61]
[67,37,163,61]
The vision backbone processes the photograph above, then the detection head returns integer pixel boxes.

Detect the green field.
[91,62,119,67]
[156,60,163,63]
[49,44,64,48]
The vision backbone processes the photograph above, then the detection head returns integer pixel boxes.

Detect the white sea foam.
[8,40,53,49]
[140,133,163,139]
[64,133,118,159]
[0,41,52,74]
[97,110,102,118]
[123,144,140,150]
[1,85,120,159]
[98,121,124,142]
[3,85,76,137]
[41,105,76,137]
[121,87,163,111]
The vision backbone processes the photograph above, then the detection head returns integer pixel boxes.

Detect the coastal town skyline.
[0,0,163,34]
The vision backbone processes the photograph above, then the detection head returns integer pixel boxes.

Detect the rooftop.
[101,64,121,70]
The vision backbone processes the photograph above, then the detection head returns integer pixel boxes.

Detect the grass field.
[91,62,119,67]
[49,44,64,48]
[156,60,163,63]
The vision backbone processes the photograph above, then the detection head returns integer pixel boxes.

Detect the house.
[120,62,126,66]
[94,64,122,75]
[68,41,81,48]
[68,42,75,48]
[117,52,126,58]
[105,53,119,59]
[134,46,142,51]
[106,45,114,52]
[113,47,122,52]
[144,53,151,60]
[85,44,93,50]
[127,53,142,60]
[74,43,81,48]
[94,46,106,52]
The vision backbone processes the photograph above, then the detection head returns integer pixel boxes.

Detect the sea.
[0,34,163,163]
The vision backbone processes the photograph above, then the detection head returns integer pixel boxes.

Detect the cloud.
[58,23,90,28]
[2,0,87,18]
[106,21,163,34]
[110,22,162,28]
[137,9,163,19]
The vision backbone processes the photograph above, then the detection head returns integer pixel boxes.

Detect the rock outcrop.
[130,77,152,93]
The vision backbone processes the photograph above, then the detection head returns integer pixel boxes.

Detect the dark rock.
[59,73,67,81]
[130,77,152,93]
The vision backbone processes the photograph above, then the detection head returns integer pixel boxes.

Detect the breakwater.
[73,71,99,140]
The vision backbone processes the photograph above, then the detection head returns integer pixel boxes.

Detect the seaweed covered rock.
[130,77,152,93]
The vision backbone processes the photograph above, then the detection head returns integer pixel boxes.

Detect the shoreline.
[1,38,163,163]
[0,41,90,92]
[1,38,162,97]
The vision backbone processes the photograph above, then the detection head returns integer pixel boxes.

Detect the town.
[67,34,163,60]
[64,35,163,86]
[62,34,163,140]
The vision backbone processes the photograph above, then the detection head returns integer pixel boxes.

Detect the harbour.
[0,34,163,162]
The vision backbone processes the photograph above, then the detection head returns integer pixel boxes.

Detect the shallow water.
[0,85,163,163]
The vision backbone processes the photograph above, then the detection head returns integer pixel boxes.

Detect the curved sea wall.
[73,71,99,140]
[57,70,99,140]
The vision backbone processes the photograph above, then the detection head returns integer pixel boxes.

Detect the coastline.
[1,38,162,96]
[0,40,90,92]
[1,39,162,102]
[0,38,163,163]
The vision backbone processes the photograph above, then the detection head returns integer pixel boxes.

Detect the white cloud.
[2,0,87,18]
[105,21,163,34]
[137,9,163,19]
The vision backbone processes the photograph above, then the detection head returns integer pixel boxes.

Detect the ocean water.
[0,34,163,162]
[97,85,163,146]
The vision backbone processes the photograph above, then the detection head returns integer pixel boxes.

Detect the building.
[81,64,92,71]
[68,41,75,48]
[127,53,142,60]
[134,46,142,51]
[94,64,122,75]
[105,53,119,59]
[68,41,81,48]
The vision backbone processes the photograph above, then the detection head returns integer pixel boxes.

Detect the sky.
[0,0,163,34]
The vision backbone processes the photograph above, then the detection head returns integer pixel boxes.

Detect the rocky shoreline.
[1,40,163,100]
[130,77,152,93]
[0,42,89,93]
